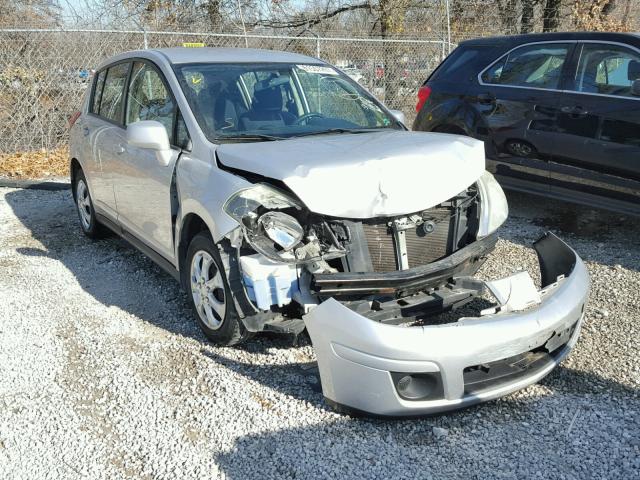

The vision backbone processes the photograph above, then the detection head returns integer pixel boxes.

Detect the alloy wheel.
[190,250,226,330]
[76,179,92,230]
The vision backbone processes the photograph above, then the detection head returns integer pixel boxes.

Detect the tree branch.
[251,2,372,29]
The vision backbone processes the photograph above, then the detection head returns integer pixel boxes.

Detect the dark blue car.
[413,32,640,216]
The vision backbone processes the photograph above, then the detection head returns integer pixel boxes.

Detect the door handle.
[477,93,496,104]
[115,144,126,155]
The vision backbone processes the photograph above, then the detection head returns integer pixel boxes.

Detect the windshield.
[174,62,400,142]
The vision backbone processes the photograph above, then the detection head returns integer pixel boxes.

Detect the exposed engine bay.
[221,176,500,332]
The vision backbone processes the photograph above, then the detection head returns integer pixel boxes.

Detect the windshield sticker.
[184,71,205,93]
[296,64,338,75]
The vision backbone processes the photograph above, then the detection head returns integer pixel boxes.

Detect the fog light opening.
[391,372,443,401]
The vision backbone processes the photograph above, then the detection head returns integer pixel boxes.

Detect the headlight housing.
[476,171,508,237]
[224,184,302,223]
[258,211,304,251]
[224,184,306,262]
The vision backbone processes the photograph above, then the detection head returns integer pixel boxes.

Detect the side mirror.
[389,109,406,125]
[127,120,173,166]
[632,79,640,96]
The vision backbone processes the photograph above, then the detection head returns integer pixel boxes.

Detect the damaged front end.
[217,170,588,415]
[304,232,589,416]
[220,173,492,329]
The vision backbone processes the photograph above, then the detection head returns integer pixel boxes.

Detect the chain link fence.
[3,0,640,156]
[0,29,448,153]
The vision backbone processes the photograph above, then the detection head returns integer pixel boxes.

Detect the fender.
[420,97,483,137]
[416,95,497,158]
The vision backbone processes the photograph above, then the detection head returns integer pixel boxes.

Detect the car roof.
[459,31,640,48]
[146,47,323,65]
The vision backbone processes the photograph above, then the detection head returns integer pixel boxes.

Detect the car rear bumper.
[303,232,590,416]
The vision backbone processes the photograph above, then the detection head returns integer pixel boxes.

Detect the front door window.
[126,61,176,140]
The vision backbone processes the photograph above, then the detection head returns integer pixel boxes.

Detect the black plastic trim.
[533,231,577,288]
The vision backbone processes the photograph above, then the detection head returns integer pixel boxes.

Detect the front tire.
[74,169,104,238]
[185,232,250,346]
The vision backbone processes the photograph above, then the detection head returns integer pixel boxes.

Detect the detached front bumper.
[303,232,590,416]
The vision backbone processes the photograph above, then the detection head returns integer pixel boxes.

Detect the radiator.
[362,206,454,272]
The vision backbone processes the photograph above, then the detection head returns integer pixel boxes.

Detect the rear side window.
[572,43,640,98]
[430,46,492,81]
[91,70,106,114]
[98,62,130,124]
[481,43,571,90]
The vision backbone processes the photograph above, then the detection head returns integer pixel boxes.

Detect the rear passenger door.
[84,61,131,219]
[476,42,576,196]
[548,41,640,211]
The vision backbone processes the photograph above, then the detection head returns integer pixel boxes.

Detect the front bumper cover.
[303,232,590,416]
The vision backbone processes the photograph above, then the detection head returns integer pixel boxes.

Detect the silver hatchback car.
[69,47,589,416]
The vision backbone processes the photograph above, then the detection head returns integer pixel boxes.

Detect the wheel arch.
[177,210,216,288]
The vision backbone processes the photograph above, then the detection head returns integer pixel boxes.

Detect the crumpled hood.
[217,130,486,218]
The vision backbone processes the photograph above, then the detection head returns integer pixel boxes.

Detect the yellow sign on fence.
[182,42,206,48]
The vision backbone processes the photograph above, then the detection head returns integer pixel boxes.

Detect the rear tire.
[74,169,104,239]
[185,232,251,346]
[505,139,537,158]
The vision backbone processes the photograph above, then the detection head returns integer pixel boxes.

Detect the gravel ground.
[0,186,638,479]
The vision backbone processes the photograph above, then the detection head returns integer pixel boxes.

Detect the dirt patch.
[0,146,69,179]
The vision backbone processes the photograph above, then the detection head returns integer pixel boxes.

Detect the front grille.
[362,205,455,272]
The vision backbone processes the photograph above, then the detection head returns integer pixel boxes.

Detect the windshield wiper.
[218,133,285,142]
[291,128,385,138]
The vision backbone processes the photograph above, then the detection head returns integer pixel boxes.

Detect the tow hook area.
[303,232,590,416]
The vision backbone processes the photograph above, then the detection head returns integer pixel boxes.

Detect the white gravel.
[0,186,638,479]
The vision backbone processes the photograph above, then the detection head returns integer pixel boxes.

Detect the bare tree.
[0,0,61,27]
[542,0,561,31]
[520,0,537,33]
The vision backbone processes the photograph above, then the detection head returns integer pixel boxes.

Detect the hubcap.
[76,179,92,230]
[190,250,226,330]
[511,142,532,156]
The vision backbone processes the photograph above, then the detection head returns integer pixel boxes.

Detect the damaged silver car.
[69,47,590,416]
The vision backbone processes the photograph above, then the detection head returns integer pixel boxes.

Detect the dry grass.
[0,146,69,179]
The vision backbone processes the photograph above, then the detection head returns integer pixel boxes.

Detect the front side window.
[175,110,191,150]
[175,62,400,142]
[126,61,176,140]
[482,43,571,90]
[572,43,640,98]
[98,62,130,123]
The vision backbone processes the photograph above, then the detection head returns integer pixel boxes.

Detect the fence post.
[445,0,451,53]
[131,18,148,49]
[237,0,248,48]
